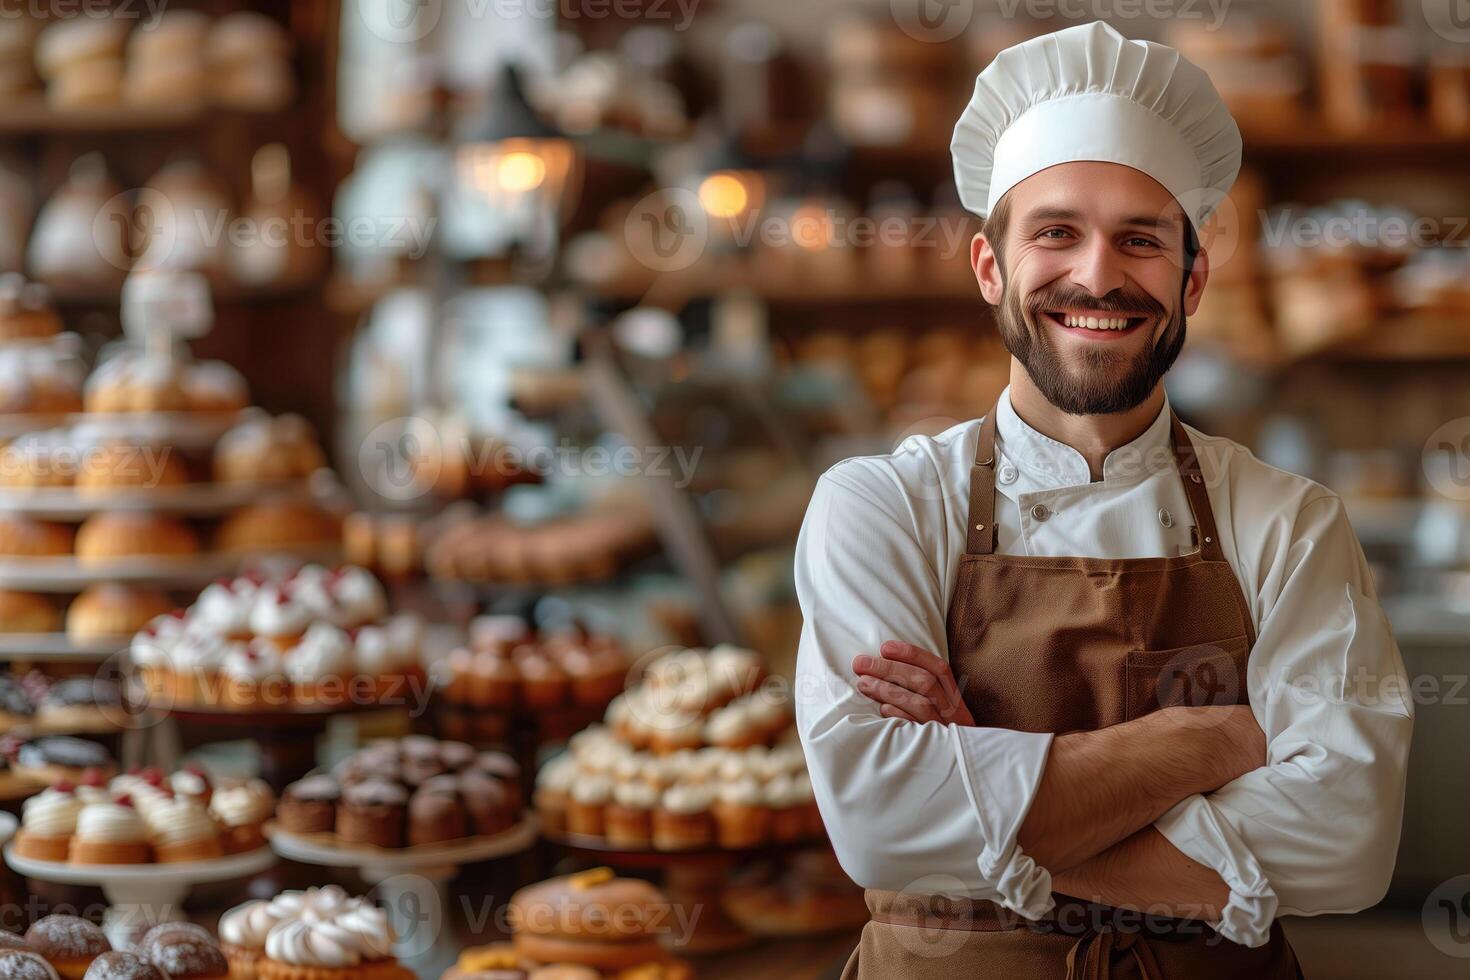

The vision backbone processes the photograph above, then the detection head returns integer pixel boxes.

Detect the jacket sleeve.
[795,466,1056,914]
[1155,494,1413,946]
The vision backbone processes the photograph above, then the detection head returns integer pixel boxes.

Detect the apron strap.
[1064,926,1164,980]
[963,400,1229,564]
[964,408,1000,555]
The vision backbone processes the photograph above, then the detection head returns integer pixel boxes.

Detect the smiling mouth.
[1041,309,1150,335]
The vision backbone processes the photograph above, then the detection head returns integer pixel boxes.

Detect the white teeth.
[1060,314,1132,330]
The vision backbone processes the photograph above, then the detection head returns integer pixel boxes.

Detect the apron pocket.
[1125,634,1250,720]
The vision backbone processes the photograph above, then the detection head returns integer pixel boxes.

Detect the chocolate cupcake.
[408,777,469,846]
[400,745,446,787]
[460,769,515,837]
[336,778,408,847]
[25,914,109,979]
[276,775,340,834]
[82,950,165,980]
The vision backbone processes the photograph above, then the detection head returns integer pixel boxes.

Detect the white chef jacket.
[794,386,1413,947]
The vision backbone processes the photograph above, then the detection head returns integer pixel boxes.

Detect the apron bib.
[842,404,1303,979]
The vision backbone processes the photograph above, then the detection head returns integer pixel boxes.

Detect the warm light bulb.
[698,173,749,218]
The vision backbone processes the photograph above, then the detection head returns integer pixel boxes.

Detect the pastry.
[74,513,199,563]
[0,275,62,340]
[146,794,224,862]
[82,951,166,980]
[74,441,189,494]
[183,361,249,415]
[13,784,84,861]
[652,785,713,850]
[127,10,210,63]
[10,735,114,783]
[133,162,234,281]
[24,915,109,980]
[566,774,610,839]
[407,777,469,846]
[26,156,129,291]
[214,499,340,554]
[35,676,123,732]
[764,774,805,843]
[134,923,227,980]
[0,432,74,489]
[69,795,150,864]
[284,622,354,706]
[509,868,671,972]
[459,769,514,838]
[712,777,769,848]
[0,929,35,950]
[336,779,407,848]
[219,899,285,980]
[0,674,37,727]
[0,516,73,557]
[0,590,61,633]
[0,951,61,980]
[257,902,405,980]
[214,414,324,482]
[35,19,125,79]
[605,779,656,848]
[65,584,173,640]
[532,755,575,838]
[210,778,275,853]
[275,774,339,834]
[83,355,189,414]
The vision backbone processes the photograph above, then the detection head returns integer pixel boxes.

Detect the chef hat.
[951,21,1241,232]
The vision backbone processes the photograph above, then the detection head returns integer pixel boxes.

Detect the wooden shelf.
[1305,314,1470,362]
[0,100,205,135]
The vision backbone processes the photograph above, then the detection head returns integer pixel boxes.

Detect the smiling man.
[794,21,1413,979]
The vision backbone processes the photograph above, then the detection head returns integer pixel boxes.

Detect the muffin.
[652,785,713,850]
[0,516,73,558]
[213,500,340,554]
[65,584,173,640]
[218,898,283,980]
[83,356,189,414]
[712,778,769,849]
[532,756,576,838]
[146,794,224,862]
[566,775,610,839]
[407,777,469,847]
[509,868,671,972]
[74,513,199,563]
[605,780,656,848]
[459,769,515,838]
[69,796,150,864]
[24,915,109,979]
[209,778,275,853]
[335,779,407,848]
[275,775,339,834]
[0,590,60,633]
[74,441,188,494]
[82,951,166,980]
[13,784,84,861]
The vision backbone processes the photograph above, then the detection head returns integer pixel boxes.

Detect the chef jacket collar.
[994,385,1175,489]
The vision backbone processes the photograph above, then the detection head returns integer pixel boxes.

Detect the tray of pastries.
[0,915,245,980]
[0,672,126,735]
[129,565,425,714]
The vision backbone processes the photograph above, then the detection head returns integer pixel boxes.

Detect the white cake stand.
[266,819,539,978]
[4,845,276,948]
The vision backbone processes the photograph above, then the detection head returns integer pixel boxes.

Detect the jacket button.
[1158,508,1174,528]
[1030,503,1051,522]
[998,464,1018,485]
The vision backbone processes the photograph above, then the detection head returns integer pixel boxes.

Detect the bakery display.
[213,414,326,483]
[0,671,124,735]
[423,508,658,586]
[2,733,115,784]
[12,766,275,864]
[215,886,410,980]
[274,736,523,849]
[129,564,423,712]
[532,646,818,851]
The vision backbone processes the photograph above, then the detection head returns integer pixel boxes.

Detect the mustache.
[1022,283,1168,318]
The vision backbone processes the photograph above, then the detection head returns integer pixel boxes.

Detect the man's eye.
[1038,228,1071,240]
[1124,237,1161,248]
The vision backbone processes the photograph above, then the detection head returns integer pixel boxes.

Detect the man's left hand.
[852,641,976,726]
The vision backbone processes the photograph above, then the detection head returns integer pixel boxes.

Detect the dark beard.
[994,280,1186,416]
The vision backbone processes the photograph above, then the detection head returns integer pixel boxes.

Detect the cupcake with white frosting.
[652,783,713,850]
[13,784,83,861]
[70,795,150,864]
[713,777,770,848]
[210,778,275,853]
[145,794,223,862]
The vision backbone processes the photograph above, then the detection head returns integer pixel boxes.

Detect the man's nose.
[1068,235,1125,298]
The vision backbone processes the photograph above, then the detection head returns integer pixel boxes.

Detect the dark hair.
[979,196,1202,293]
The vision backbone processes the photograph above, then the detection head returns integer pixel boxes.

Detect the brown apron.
[842,404,1303,979]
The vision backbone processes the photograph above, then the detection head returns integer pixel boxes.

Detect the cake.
[24,915,110,979]
[148,794,225,862]
[13,783,84,860]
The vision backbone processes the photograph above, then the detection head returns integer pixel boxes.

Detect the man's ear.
[972,232,1004,305]
[1182,246,1210,316]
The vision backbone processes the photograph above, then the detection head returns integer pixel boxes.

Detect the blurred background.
[3,0,1470,976]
